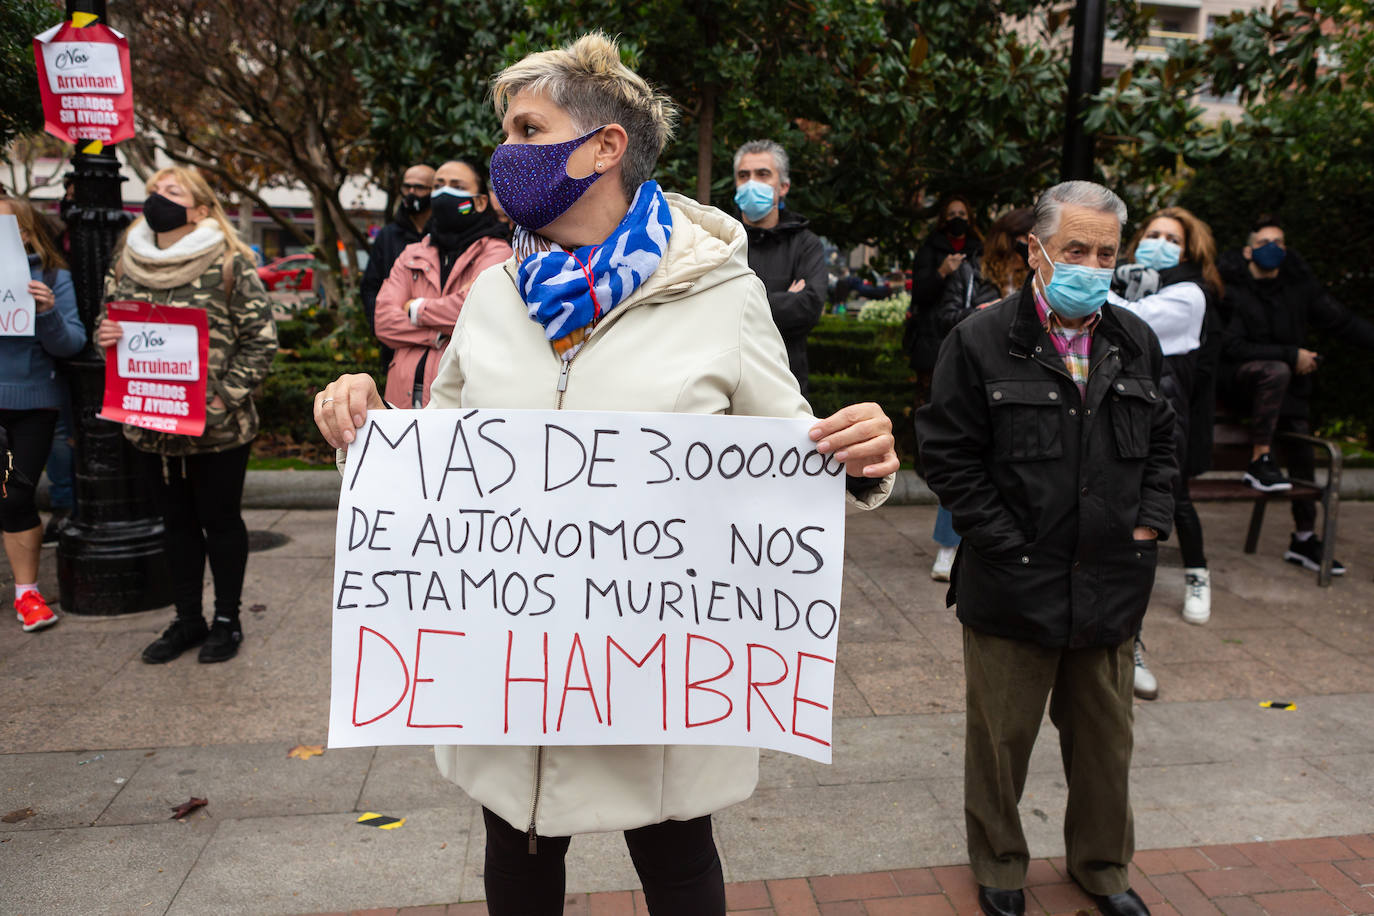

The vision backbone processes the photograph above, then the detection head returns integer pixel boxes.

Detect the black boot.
[198,616,242,663]
[142,617,209,664]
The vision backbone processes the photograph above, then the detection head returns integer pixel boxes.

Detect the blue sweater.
[0,254,86,410]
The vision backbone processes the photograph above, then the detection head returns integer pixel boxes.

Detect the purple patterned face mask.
[489,126,606,230]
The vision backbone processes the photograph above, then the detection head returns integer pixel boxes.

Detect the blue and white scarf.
[515,180,673,358]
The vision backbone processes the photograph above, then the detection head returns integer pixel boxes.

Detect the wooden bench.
[1190,421,1343,585]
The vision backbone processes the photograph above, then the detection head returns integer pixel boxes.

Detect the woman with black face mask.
[902,193,984,384]
[94,166,278,664]
[917,207,1033,583]
[373,158,512,408]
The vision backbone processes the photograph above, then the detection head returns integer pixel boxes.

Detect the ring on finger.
[321,397,335,405]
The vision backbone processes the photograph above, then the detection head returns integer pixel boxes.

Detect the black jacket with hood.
[744,209,828,395]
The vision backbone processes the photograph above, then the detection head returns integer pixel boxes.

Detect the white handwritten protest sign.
[0,215,36,337]
[329,408,848,763]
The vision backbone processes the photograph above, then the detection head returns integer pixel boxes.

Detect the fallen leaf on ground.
[170,797,207,819]
[249,603,267,614]
[287,744,324,760]
[2,807,36,823]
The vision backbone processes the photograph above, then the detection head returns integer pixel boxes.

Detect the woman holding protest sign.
[0,197,84,633]
[95,166,277,664]
[313,32,896,915]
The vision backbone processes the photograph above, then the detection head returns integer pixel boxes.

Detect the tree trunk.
[696,84,716,205]
[311,193,343,310]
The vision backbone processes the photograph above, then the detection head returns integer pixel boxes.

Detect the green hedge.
[806,316,917,464]
[254,308,922,465]
[253,294,383,462]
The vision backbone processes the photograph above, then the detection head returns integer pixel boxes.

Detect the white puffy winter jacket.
[424,192,892,837]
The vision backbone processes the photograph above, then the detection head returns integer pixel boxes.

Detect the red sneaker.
[15,591,58,632]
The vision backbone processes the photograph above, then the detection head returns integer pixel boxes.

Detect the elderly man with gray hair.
[733,139,828,395]
[915,181,1175,916]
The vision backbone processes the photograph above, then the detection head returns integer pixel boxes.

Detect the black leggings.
[482,807,726,915]
[0,408,59,533]
[1174,479,1207,569]
[136,443,251,622]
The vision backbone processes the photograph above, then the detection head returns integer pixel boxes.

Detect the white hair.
[1032,180,1127,240]
[733,139,790,186]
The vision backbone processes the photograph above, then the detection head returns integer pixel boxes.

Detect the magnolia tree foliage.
[310,0,1155,258]
[1,0,61,154]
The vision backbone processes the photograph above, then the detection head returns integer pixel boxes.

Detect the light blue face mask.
[1035,238,1113,320]
[734,180,775,222]
[1135,237,1181,271]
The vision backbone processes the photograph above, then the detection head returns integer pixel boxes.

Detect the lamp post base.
[57,520,172,615]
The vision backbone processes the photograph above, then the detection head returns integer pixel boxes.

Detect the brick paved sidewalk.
[322,833,1374,916]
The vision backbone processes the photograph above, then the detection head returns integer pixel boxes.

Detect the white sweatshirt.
[1107,280,1206,357]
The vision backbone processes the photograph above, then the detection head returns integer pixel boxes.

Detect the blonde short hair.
[492,32,678,198]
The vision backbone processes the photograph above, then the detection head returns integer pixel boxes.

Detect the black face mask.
[400,193,431,216]
[143,192,189,233]
[1014,239,1030,264]
[944,216,969,238]
[429,191,482,235]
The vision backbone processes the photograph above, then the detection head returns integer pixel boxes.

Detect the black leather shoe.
[1085,887,1150,916]
[198,617,242,663]
[977,885,1025,916]
[142,617,208,664]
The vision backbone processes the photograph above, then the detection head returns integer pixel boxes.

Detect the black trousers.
[0,408,59,533]
[481,807,726,915]
[135,443,251,621]
[1231,361,1317,530]
[1161,357,1206,568]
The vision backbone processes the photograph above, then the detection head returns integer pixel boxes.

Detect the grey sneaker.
[1133,636,1158,700]
[1182,567,1211,625]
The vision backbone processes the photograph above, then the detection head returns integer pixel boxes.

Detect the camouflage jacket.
[104,252,278,456]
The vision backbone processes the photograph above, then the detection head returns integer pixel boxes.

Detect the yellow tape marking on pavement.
[1259,700,1296,710]
[356,812,405,829]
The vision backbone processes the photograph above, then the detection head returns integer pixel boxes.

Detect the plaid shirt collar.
[1033,286,1101,396]
[1033,287,1102,336]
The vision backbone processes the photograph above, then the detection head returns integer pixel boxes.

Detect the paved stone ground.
[316,833,1374,913]
[3,501,1374,915]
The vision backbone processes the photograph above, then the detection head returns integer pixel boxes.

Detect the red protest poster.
[32,16,135,146]
[100,300,209,437]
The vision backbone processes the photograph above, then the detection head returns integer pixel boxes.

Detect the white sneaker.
[931,546,956,582]
[1133,636,1158,700]
[1182,567,1211,625]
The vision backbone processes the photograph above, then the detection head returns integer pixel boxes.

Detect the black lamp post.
[56,0,171,614]
[1061,0,1108,181]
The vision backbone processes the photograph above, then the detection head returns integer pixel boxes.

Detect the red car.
[257,253,316,291]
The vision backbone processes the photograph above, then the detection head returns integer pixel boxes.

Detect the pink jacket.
[374,234,513,407]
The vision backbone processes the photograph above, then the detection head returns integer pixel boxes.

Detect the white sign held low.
[329,408,848,763]
[0,215,36,337]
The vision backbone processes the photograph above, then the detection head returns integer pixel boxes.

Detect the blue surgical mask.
[1135,237,1181,271]
[1251,241,1286,271]
[734,180,775,222]
[1035,238,1112,320]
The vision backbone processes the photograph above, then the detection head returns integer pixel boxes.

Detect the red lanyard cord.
[567,246,603,321]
